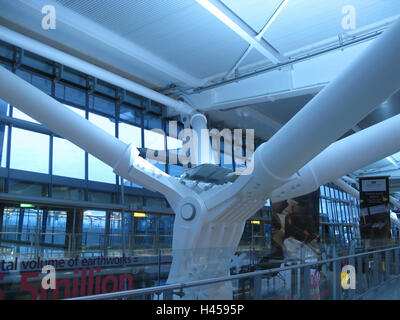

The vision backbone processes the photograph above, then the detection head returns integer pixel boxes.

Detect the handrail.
[66,245,400,300]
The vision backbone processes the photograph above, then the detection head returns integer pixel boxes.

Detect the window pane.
[134,213,156,246]
[87,190,113,203]
[89,112,115,134]
[120,104,141,125]
[89,95,115,116]
[0,101,8,167]
[20,209,42,242]
[144,113,161,129]
[1,208,19,241]
[1,125,8,168]
[9,180,49,197]
[88,113,116,183]
[82,210,106,248]
[88,156,116,183]
[159,215,174,247]
[44,211,67,246]
[109,212,122,248]
[119,121,142,148]
[52,185,85,201]
[10,128,49,173]
[53,137,85,179]
[144,129,165,150]
[12,107,39,124]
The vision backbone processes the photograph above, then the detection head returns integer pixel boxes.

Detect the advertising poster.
[270,190,321,262]
[359,177,391,240]
[264,191,323,300]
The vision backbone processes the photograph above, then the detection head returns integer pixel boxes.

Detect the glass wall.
[119,121,141,148]
[53,137,85,179]
[43,211,67,246]
[88,113,116,184]
[81,210,106,248]
[10,128,49,174]
[19,208,42,242]
[134,213,156,247]
[109,211,122,248]
[1,207,19,241]
[319,184,361,243]
[158,215,174,247]
[0,100,8,168]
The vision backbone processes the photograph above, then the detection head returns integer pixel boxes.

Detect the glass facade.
[43,211,67,246]
[10,128,50,174]
[53,137,85,179]
[319,184,361,243]
[82,210,106,248]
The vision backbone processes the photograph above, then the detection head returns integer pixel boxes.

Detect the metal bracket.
[53,63,63,83]
[87,76,96,95]
[13,47,23,70]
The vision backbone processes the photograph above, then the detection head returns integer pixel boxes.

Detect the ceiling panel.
[122,2,251,79]
[236,49,269,73]
[264,0,400,54]
[250,94,313,125]
[53,0,253,79]
[54,0,194,36]
[221,0,284,32]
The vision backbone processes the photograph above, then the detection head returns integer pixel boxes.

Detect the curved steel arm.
[270,114,400,202]
[204,17,400,222]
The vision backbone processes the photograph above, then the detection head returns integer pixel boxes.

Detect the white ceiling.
[0,0,399,88]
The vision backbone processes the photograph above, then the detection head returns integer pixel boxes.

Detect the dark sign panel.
[359,177,390,240]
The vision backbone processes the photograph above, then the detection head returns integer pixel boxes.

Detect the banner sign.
[0,254,169,300]
[359,176,390,239]
[270,190,320,261]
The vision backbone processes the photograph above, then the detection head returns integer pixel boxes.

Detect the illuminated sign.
[134,212,146,218]
[20,203,35,208]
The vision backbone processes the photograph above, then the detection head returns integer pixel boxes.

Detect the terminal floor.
[359,276,400,300]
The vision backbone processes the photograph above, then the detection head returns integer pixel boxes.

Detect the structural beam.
[224,0,288,79]
[196,0,286,64]
[270,114,400,202]
[0,26,197,116]
[353,125,400,169]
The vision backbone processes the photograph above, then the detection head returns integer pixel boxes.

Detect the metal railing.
[67,245,400,300]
